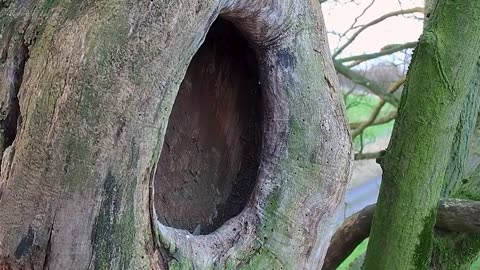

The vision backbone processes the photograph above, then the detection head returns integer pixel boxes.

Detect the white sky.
[323,0,425,56]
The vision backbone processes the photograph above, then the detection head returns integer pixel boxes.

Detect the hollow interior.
[154,19,262,235]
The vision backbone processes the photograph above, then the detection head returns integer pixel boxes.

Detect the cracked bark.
[0,0,352,269]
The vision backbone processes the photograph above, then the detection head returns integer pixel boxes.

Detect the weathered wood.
[154,1,353,269]
[0,0,352,269]
[436,199,480,233]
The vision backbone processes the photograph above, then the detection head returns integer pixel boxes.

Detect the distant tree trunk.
[0,0,352,269]
[363,0,480,269]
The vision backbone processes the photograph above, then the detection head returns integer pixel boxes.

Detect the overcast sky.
[323,0,424,56]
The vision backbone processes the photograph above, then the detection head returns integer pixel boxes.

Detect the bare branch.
[350,77,404,135]
[332,7,424,58]
[337,42,417,67]
[334,61,400,106]
[322,205,375,270]
[350,110,397,129]
[335,66,391,103]
[323,199,480,270]
[342,0,377,38]
[352,101,386,139]
[354,151,382,160]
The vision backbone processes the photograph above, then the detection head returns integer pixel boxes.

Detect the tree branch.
[350,110,397,129]
[354,151,382,160]
[322,198,480,270]
[332,7,424,58]
[322,205,375,270]
[334,61,400,106]
[350,78,404,138]
[351,101,386,139]
[337,42,417,67]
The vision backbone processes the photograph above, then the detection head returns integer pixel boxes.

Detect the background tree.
[325,0,423,159]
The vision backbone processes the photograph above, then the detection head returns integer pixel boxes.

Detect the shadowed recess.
[154,19,262,235]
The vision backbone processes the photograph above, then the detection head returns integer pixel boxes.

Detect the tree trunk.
[431,167,480,269]
[422,0,480,268]
[431,82,480,269]
[363,0,480,269]
[0,0,352,269]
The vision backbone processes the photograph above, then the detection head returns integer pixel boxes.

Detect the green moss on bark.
[412,209,436,269]
[433,169,480,269]
[237,248,284,270]
[168,260,194,270]
[91,171,136,270]
[64,133,91,189]
[42,0,57,12]
[433,232,480,270]
[363,0,480,269]
[433,64,480,269]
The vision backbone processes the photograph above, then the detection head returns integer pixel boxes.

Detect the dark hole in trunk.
[154,19,262,235]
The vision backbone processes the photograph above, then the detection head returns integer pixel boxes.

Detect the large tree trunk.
[0,0,352,269]
[363,0,480,269]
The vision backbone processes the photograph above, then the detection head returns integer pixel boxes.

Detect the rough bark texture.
[428,0,480,261]
[425,0,480,267]
[432,167,480,270]
[432,115,480,269]
[441,88,480,197]
[363,0,480,269]
[324,198,480,270]
[0,0,352,269]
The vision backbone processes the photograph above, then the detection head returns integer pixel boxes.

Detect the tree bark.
[420,0,480,268]
[363,0,480,269]
[432,113,480,269]
[323,198,480,270]
[0,0,352,269]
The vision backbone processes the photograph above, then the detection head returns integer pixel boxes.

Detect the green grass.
[344,94,395,149]
[337,239,368,270]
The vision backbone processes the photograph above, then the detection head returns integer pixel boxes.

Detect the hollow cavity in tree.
[154,19,262,235]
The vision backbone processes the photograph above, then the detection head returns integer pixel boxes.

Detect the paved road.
[335,176,382,226]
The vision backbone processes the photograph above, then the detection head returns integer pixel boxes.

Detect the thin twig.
[332,7,424,58]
